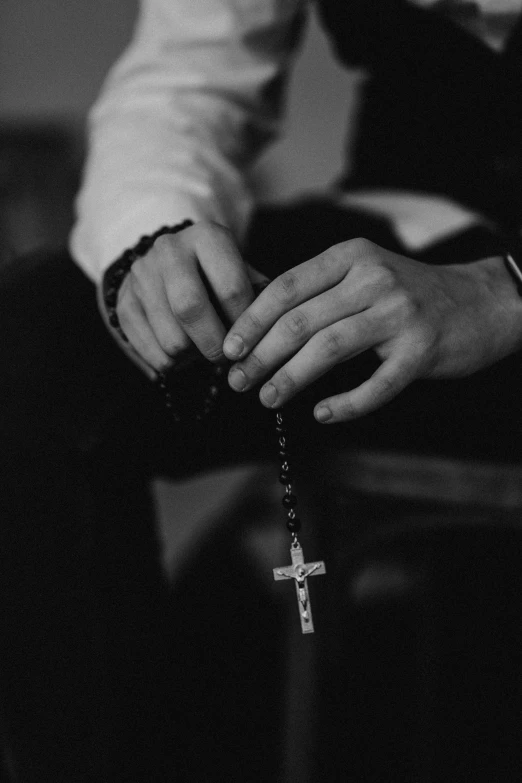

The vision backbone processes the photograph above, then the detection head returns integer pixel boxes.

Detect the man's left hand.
[222,238,522,423]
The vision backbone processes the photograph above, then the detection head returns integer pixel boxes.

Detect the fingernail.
[261,383,278,407]
[315,406,332,423]
[228,367,247,392]
[223,334,244,359]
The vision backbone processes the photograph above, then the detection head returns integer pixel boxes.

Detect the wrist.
[101,220,193,342]
[469,253,522,358]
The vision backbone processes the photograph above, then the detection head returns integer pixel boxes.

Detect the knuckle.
[390,290,419,323]
[321,327,344,359]
[201,343,225,363]
[349,237,375,257]
[374,374,397,400]
[175,294,206,325]
[222,284,248,311]
[153,233,176,255]
[161,335,190,357]
[319,243,345,266]
[190,219,231,240]
[132,254,156,281]
[274,271,299,305]
[338,397,359,420]
[245,350,266,374]
[358,265,399,300]
[282,309,310,341]
[372,265,397,290]
[244,309,264,334]
[277,368,297,394]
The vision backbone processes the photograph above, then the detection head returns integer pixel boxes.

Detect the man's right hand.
[97,220,268,379]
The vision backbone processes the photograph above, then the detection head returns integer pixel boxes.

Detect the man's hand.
[97,221,268,379]
[223,238,522,423]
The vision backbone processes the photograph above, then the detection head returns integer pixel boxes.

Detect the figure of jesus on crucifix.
[273,544,326,634]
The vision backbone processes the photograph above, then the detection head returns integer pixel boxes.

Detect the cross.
[273,543,326,634]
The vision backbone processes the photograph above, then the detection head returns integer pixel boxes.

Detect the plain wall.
[0,0,361,198]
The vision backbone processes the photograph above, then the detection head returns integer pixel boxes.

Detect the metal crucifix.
[273,542,326,634]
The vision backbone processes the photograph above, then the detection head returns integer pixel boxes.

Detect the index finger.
[222,242,354,361]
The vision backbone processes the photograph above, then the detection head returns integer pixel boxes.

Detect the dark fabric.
[314,510,522,783]
[315,0,522,232]
[0,244,286,781]
[1,203,521,780]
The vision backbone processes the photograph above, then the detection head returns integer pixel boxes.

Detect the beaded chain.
[275,409,301,542]
[157,362,226,425]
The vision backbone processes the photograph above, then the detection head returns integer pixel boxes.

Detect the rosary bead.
[286,517,301,533]
[278,436,287,449]
[279,471,292,485]
[278,448,289,460]
[282,493,297,509]
[275,425,286,435]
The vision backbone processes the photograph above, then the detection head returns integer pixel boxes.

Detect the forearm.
[69,0,306,283]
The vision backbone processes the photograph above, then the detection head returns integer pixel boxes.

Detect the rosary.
[158,367,326,634]
[106,225,326,632]
[272,409,326,633]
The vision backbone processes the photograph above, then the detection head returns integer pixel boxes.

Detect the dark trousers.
[1,200,521,781]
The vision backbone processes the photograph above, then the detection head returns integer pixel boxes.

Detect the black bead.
[282,493,297,509]
[275,425,286,435]
[278,436,287,449]
[286,517,301,533]
[279,471,292,485]
[109,312,120,327]
[278,449,288,460]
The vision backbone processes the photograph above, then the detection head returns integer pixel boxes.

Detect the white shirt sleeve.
[70,0,307,282]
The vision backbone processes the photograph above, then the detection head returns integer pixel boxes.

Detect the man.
[2,0,522,779]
